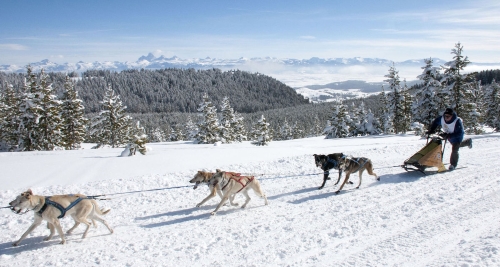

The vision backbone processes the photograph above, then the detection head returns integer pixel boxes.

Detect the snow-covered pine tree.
[465,81,484,134]
[194,93,220,144]
[90,85,132,148]
[130,121,148,154]
[219,96,236,143]
[324,101,350,138]
[60,76,87,150]
[278,118,292,140]
[484,79,500,131]
[184,116,198,141]
[354,102,369,136]
[413,58,441,127]
[37,69,63,150]
[17,66,44,151]
[291,121,304,139]
[309,115,324,137]
[251,114,271,146]
[401,80,412,132]
[150,127,167,142]
[378,86,394,134]
[0,82,20,150]
[385,64,407,134]
[348,102,360,136]
[168,125,181,141]
[232,112,247,142]
[442,42,476,120]
[365,109,381,135]
[151,127,166,142]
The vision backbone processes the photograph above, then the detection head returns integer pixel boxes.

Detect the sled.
[401,134,447,174]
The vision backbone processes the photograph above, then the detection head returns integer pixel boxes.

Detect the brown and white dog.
[189,170,238,207]
[336,156,379,194]
[8,189,113,246]
[207,171,268,216]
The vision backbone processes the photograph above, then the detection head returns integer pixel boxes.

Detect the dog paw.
[12,242,19,247]
[195,203,202,207]
[318,187,324,190]
[335,191,340,194]
[377,178,380,181]
[59,240,66,245]
[43,236,52,241]
[210,212,216,216]
[231,203,239,206]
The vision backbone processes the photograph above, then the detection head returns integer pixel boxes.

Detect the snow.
[1,133,500,266]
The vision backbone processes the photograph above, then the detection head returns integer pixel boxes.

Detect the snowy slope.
[1,134,499,266]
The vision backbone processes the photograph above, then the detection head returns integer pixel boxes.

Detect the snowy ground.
[1,133,499,266]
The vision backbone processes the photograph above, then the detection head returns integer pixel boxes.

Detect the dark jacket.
[429,111,464,144]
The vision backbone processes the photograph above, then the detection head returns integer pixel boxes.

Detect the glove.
[425,130,434,135]
[439,132,448,139]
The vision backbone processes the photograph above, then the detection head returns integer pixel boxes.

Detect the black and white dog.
[313,153,352,189]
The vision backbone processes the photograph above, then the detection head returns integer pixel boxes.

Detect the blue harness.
[37,195,84,219]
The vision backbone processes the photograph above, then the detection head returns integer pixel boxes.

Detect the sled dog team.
[7,153,378,246]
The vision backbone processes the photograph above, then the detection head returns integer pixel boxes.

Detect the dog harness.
[37,195,84,219]
[342,157,369,173]
[323,158,340,170]
[220,173,255,193]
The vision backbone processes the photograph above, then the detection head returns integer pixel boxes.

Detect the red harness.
[221,172,255,193]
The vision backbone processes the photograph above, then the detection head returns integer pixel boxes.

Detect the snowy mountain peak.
[1,53,493,74]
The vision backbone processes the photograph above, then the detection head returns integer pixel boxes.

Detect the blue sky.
[1,0,500,66]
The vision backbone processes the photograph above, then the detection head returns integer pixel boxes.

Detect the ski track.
[1,134,499,266]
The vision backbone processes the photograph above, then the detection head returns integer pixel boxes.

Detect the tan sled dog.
[189,170,238,207]
[336,157,379,194]
[208,171,268,215]
[9,189,113,246]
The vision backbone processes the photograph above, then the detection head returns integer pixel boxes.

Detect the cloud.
[0,44,28,51]
[300,36,316,40]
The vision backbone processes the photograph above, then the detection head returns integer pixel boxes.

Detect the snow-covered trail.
[1,134,499,266]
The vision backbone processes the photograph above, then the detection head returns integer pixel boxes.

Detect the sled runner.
[402,133,447,174]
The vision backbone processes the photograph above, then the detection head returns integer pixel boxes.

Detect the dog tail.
[91,199,111,215]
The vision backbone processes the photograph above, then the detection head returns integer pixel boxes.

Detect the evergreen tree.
[291,121,304,139]
[17,66,44,151]
[0,82,20,150]
[37,70,63,150]
[465,81,484,134]
[90,85,132,148]
[484,79,500,131]
[219,96,236,143]
[401,80,412,132]
[251,115,271,146]
[324,101,350,138]
[232,112,247,142]
[150,127,167,142]
[413,58,441,127]
[60,76,87,150]
[385,64,406,134]
[309,115,323,137]
[378,86,394,134]
[194,93,220,144]
[184,116,198,141]
[365,109,381,135]
[278,118,293,140]
[442,42,476,120]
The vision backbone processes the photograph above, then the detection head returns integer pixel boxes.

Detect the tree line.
[1,42,499,151]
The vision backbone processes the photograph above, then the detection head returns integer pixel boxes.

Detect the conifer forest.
[1,43,499,151]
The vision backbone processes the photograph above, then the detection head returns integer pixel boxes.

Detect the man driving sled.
[426,108,472,171]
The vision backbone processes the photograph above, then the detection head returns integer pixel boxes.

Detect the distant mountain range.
[4,53,494,73]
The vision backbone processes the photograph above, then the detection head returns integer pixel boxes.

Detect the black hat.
[444,108,454,115]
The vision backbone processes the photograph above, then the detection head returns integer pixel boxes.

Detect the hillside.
[0,68,309,114]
